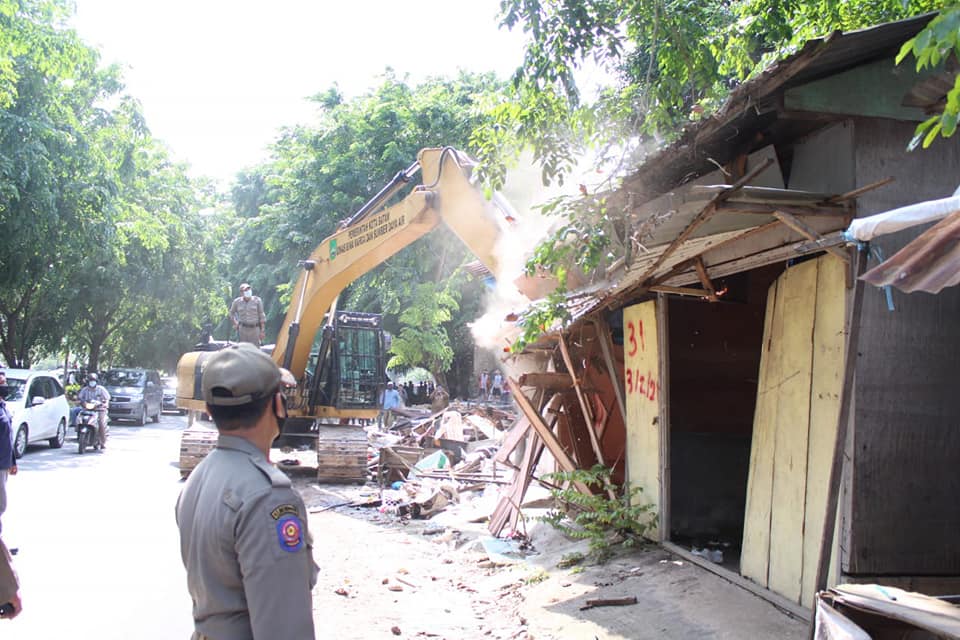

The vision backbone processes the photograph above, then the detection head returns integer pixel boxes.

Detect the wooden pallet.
[179,426,218,478]
[315,425,368,484]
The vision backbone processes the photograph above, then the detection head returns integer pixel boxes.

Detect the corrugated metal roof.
[861,209,960,293]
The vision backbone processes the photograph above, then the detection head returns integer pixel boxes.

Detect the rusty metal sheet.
[861,209,960,294]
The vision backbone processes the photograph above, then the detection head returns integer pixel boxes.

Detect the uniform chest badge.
[276,515,304,552]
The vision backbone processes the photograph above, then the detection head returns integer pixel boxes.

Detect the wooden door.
[623,300,666,540]
[740,255,846,607]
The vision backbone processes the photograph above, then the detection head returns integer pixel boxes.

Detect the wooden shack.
[502,14,960,615]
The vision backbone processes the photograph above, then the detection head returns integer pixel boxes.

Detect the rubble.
[362,400,520,522]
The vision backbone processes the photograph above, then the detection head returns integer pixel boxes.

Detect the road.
[2,412,194,639]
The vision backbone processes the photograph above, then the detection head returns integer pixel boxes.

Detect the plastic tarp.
[845,195,960,241]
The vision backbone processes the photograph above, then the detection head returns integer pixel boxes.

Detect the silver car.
[103,368,163,425]
[3,369,70,457]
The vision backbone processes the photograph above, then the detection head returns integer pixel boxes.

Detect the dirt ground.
[291,473,810,640]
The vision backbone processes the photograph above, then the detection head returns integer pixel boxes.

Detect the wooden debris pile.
[368,401,518,519]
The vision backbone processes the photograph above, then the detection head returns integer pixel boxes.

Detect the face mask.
[88,380,97,387]
[243,290,252,299]
[274,394,288,434]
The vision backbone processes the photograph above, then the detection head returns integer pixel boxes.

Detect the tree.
[229,71,507,391]
[896,5,960,148]
[477,0,946,190]
[0,0,225,370]
[478,0,950,348]
[0,2,117,366]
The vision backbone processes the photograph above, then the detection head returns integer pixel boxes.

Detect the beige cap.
[203,343,280,406]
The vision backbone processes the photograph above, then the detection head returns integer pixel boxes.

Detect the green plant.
[523,568,549,585]
[540,465,657,563]
[557,551,585,569]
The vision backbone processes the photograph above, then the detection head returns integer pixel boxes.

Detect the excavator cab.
[309,311,385,412]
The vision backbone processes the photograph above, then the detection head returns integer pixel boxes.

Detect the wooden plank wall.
[741,255,845,606]
[623,301,663,540]
[847,118,960,576]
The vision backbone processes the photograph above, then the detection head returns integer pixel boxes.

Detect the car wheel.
[136,405,147,426]
[49,419,66,449]
[13,425,27,459]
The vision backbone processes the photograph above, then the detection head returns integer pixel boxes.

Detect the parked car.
[2,369,70,457]
[102,368,163,425]
[161,376,185,415]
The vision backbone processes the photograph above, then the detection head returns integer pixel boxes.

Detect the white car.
[3,369,70,458]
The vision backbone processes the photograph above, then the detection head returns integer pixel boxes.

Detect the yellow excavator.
[175,147,524,481]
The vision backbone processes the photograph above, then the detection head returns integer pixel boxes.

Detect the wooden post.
[811,246,868,618]
[592,318,627,428]
[558,333,606,468]
[505,376,592,495]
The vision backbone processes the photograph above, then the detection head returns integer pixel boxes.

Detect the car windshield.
[162,377,177,390]
[3,378,26,402]
[102,370,145,387]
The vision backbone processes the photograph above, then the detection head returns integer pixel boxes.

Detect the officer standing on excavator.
[229,283,266,346]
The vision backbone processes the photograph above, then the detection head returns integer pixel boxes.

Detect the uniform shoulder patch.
[270,503,299,520]
[276,515,304,553]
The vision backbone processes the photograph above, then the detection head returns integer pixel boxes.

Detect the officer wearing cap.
[175,343,318,639]
[229,283,266,345]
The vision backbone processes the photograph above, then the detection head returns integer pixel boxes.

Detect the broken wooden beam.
[558,333,605,469]
[517,371,576,390]
[506,376,591,495]
[694,257,719,302]
[638,157,774,284]
[773,210,850,263]
[579,596,638,611]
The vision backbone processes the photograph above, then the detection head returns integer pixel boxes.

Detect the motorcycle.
[76,401,103,454]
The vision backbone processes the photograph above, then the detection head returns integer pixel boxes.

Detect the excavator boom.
[273,147,509,382]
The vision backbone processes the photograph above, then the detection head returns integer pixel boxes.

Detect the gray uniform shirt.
[176,435,318,639]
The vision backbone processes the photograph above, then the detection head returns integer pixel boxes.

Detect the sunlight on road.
[2,415,194,639]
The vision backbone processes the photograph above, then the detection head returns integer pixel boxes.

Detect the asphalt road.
[2,412,194,639]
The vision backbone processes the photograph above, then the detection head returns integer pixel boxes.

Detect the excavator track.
[315,424,368,484]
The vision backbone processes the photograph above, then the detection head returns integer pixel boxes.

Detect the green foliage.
[540,465,657,563]
[512,289,571,352]
[556,551,585,569]
[386,281,460,377]
[485,0,944,189]
[896,6,960,149]
[0,0,224,369]
[486,0,947,350]
[523,568,549,584]
[231,72,508,392]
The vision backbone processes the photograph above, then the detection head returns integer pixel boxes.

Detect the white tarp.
[845,194,960,242]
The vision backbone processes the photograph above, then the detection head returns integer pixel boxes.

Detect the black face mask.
[274,394,288,434]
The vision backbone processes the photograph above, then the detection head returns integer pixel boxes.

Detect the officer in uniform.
[175,343,318,639]
[229,283,266,345]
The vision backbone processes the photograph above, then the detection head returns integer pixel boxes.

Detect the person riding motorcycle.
[77,374,111,452]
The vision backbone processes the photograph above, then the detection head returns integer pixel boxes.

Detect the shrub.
[540,465,657,563]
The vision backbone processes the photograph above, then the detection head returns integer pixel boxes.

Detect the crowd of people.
[477,369,506,402]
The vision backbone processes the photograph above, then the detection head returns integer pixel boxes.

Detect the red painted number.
[626,319,646,356]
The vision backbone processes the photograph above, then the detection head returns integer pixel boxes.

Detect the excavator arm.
[273,146,511,381]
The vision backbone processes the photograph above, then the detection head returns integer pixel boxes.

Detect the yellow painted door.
[623,300,664,540]
[740,255,846,606]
